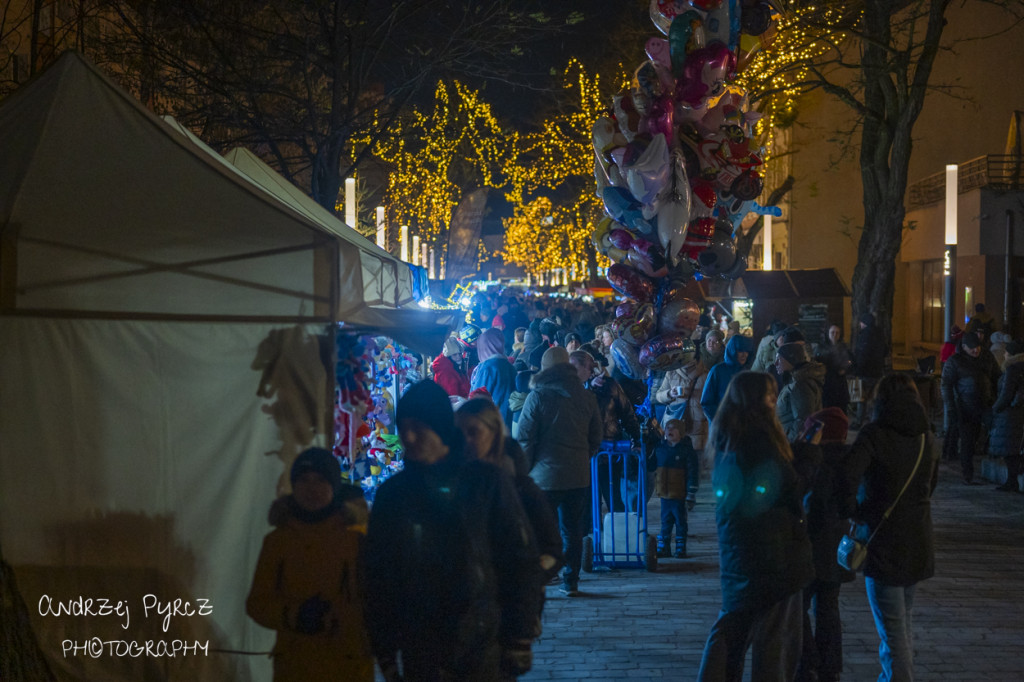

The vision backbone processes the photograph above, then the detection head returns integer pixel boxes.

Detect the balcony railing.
[908,155,1024,207]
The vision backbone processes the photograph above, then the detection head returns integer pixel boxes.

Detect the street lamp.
[762,213,773,271]
[344,177,357,228]
[375,206,386,249]
[412,235,420,266]
[944,164,958,341]
[400,225,409,262]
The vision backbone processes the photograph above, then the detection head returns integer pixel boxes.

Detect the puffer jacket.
[712,429,814,612]
[777,360,826,440]
[517,363,602,491]
[941,348,999,419]
[989,352,1024,457]
[654,360,708,449]
[654,437,699,500]
[700,335,754,423]
[838,391,938,586]
[247,504,373,682]
[364,458,541,679]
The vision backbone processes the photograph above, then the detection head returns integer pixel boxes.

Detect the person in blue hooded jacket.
[700,334,753,423]
[471,327,518,428]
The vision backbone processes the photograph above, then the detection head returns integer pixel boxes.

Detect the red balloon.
[606,263,656,302]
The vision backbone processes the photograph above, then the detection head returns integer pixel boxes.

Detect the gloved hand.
[500,639,533,676]
[686,493,696,512]
[294,594,331,635]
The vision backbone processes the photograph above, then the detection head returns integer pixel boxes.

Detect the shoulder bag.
[837,434,926,572]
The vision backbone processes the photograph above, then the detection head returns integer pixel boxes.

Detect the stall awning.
[696,269,850,301]
[341,306,464,356]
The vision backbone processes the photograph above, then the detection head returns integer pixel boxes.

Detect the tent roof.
[0,51,343,318]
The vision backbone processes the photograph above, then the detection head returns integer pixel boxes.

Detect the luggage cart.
[582,439,658,572]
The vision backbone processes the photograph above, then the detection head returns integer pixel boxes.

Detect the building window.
[922,259,944,343]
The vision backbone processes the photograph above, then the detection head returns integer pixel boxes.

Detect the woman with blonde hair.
[697,371,815,682]
[456,399,564,585]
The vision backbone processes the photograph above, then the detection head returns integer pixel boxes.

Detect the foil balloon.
[592,115,628,162]
[607,263,656,302]
[656,150,692,265]
[625,133,671,209]
[611,338,645,380]
[639,334,697,372]
[679,216,717,266]
[616,301,638,319]
[701,0,741,51]
[658,296,701,335]
[669,10,705,77]
[603,186,657,238]
[650,0,691,35]
[675,42,736,110]
[612,303,657,346]
[612,90,641,142]
[696,219,739,277]
[591,216,629,263]
[645,37,672,68]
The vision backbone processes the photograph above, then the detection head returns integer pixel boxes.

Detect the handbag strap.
[864,434,926,546]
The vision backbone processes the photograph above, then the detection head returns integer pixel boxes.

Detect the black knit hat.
[291,447,342,492]
[776,342,809,366]
[396,380,458,448]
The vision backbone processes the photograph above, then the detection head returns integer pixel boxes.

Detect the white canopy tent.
[0,51,455,681]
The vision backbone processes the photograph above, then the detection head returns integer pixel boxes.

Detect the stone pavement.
[521,458,1024,681]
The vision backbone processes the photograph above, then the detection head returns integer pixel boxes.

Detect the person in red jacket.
[431,336,471,398]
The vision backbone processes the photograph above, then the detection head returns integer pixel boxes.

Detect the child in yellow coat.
[246,448,373,681]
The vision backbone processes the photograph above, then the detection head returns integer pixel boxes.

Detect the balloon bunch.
[594,0,784,376]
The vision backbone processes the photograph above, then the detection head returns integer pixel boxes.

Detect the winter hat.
[806,407,849,444]
[541,346,570,371]
[539,317,560,339]
[776,342,809,366]
[515,370,535,392]
[396,380,458,448]
[528,343,549,370]
[442,336,463,358]
[291,447,342,492]
[962,332,981,349]
[468,386,493,402]
[778,326,805,344]
[990,331,1012,346]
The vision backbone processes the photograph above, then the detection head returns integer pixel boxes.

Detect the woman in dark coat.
[838,373,938,682]
[989,340,1024,491]
[697,371,814,682]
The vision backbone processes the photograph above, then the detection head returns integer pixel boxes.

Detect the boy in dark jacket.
[654,419,699,558]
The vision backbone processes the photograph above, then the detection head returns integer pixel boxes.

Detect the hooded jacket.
[431,354,470,398]
[776,360,827,440]
[838,390,938,586]
[700,335,753,423]
[471,328,517,426]
[516,363,602,491]
[246,505,373,682]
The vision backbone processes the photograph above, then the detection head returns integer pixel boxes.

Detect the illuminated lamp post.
[344,178,357,228]
[762,213,773,271]
[375,206,386,249]
[412,235,420,266]
[944,164,958,342]
[400,225,409,262]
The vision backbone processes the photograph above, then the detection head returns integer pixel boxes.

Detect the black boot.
[673,537,687,559]
[997,456,1022,492]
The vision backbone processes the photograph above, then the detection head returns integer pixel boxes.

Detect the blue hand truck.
[582,439,658,572]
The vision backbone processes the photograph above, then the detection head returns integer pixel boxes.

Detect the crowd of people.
[244,288,978,681]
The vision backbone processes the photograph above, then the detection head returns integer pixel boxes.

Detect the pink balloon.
[645,37,672,68]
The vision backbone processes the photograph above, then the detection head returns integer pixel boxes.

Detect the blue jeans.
[865,578,917,682]
[543,488,589,586]
[697,590,804,682]
[659,498,688,540]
